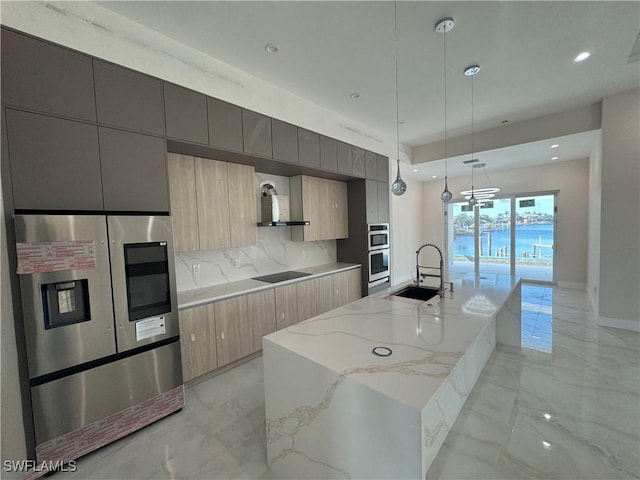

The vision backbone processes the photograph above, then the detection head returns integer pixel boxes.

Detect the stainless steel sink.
[390,285,440,302]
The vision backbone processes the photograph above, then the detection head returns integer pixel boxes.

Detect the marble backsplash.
[174,172,337,292]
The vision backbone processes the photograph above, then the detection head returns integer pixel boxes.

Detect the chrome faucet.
[416,243,452,297]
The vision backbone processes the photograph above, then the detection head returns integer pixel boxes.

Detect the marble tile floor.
[58,285,639,480]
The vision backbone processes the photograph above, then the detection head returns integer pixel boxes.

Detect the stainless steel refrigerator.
[15,214,183,461]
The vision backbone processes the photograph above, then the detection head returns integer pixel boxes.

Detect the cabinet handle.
[221,332,225,340]
[281,313,285,319]
[190,333,196,342]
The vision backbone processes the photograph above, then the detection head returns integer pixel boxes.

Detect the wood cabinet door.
[179,304,217,382]
[319,136,338,172]
[227,163,257,247]
[334,180,349,239]
[214,296,246,367]
[346,267,363,303]
[246,290,276,353]
[93,60,164,136]
[332,271,349,310]
[301,176,322,241]
[272,119,299,164]
[365,179,379,224]
[376,154,389,183]
[196,158,230,249]
[298,128,320,168]
[208,97,243,151]
[242,109,272,158]
[316,274,336,315]
[275,284,300,330]
[6,109,103,211]
[352,147,366,178]
[365,151,377,179]
[377,180,390,223]
[99,127,169,212]
[1,28,96,121]
[215,290,275,367]
[164,83,208,144]
[319,178,335,240]
[167,153,199,252]
[337,141,353,175]
[297,277,319,322]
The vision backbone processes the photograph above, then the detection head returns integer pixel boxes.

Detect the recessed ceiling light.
[349,92,360,99]
[463,158,479,164]
[550,144,559,148]
[412,169,418,172]
[264,43,279,54]
[398,120,405,125]
[473,163,486,168]
[432,175,437,178]
[574,51,590,62]
[551,156,559,160]
[501,120,509,124]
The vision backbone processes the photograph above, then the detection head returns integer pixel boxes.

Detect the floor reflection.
[521,283,553,352]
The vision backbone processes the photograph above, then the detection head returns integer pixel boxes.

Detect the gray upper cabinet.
[337,141,352,175]
[365,180,378,224]
[319,136,338,172]
[365,151,377,179]
[272,119,298,164]
[376,154,389,182]
[242,109,272,157]
[93,60,164,136]
[208,98,243,151]
[163,83,208,144]
[6,109,103,211]
[377,180,390,223]
[1,28,96,122]
[298,128,320,168]
[352,147,365,177]
[99,128,169,212]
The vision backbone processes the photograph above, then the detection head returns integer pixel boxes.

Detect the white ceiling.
[96,1,639,179]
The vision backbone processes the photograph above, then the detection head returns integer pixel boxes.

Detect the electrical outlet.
[192,264,201,275]
[233,258,241,268]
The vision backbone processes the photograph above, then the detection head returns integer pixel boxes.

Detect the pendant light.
[391,1,407,196]
[436,18,454,203]
[465,64,480,206]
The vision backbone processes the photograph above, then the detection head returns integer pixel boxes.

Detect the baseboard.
[598,315,640,332]
[557,281,586,290]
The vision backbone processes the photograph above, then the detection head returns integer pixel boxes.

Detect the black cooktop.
[252,271,312,283]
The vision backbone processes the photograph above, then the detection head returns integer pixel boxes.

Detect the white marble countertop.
[177,262,361,309]
[264,272,521,411]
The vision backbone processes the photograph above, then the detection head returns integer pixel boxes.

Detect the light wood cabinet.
[215,290,276,367]
[167,154,257,251]
[333,268,362,308]
[179,304,217,382]
[296,276,334,320]
[167,153,199,252]
[227,163,257,247]
[290,175,348,241]
[275,284,300,330]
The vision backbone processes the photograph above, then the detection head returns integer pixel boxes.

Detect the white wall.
[390,176,424,285]
[422,157,590,285]
[587,132,602,315]
[598,89,640,330]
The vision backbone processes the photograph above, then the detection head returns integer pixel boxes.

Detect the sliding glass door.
[514,194,556,282]
[447,193,556,283]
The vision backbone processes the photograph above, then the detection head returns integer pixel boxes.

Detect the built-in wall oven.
[367,223,390,288]
[368,248,390,284]
[15,214,183,463]
[368,223,389,250]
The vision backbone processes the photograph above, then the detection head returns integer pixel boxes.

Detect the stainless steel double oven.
[367,223,390,287]
[15,214,182,447]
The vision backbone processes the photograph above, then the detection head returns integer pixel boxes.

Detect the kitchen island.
[263,273,521,479]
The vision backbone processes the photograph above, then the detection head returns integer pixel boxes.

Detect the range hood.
[257,221,310,227]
